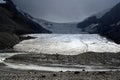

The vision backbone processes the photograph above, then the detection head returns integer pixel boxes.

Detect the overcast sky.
[0,0,5,3]
[10,0,120,23]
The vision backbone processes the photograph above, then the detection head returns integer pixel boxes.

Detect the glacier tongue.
[14,34,120,55]
[31,19,85,34]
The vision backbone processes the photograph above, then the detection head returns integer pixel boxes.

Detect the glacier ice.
[14,34,120,55]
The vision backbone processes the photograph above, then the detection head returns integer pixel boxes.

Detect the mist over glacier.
[12,0,120,23]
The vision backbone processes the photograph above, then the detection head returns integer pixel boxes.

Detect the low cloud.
[12,0,120,23]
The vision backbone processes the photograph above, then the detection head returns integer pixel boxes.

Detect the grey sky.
[0,0,5,3]
[11,0,120,23]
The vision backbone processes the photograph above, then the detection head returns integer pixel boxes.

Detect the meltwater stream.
[1,53,120,72]
[1,34,120,72]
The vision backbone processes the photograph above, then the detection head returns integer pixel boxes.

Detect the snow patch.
[84,24,99,32]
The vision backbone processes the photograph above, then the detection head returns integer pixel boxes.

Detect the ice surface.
[14,34,120,55]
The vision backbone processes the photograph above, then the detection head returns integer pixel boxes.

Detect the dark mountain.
[0,0,51,50]
[77,2,120,44]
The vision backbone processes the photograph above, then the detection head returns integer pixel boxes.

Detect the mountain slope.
[77,2,120,44]
[0,0,51,50]
[3,0,51,34]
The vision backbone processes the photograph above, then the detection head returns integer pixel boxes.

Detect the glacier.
[14,34,120,55]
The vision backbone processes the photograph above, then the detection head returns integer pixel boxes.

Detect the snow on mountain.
[31,19,86,34]
[77,2,120,43]
[16,8,83,34]
[77,8,112,33]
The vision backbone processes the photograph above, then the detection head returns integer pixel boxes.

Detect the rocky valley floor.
[1,34,120,80]
[0,66,120,80]
[0,52,120,80]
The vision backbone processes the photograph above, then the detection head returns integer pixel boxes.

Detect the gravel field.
[0,65,120,80]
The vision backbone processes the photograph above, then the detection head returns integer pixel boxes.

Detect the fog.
[10,0,120,23]
[0,0,5,3]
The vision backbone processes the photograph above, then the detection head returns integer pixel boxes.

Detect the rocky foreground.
[0,65,120,80]
[5,52,120,67]
[0,52,118,80]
